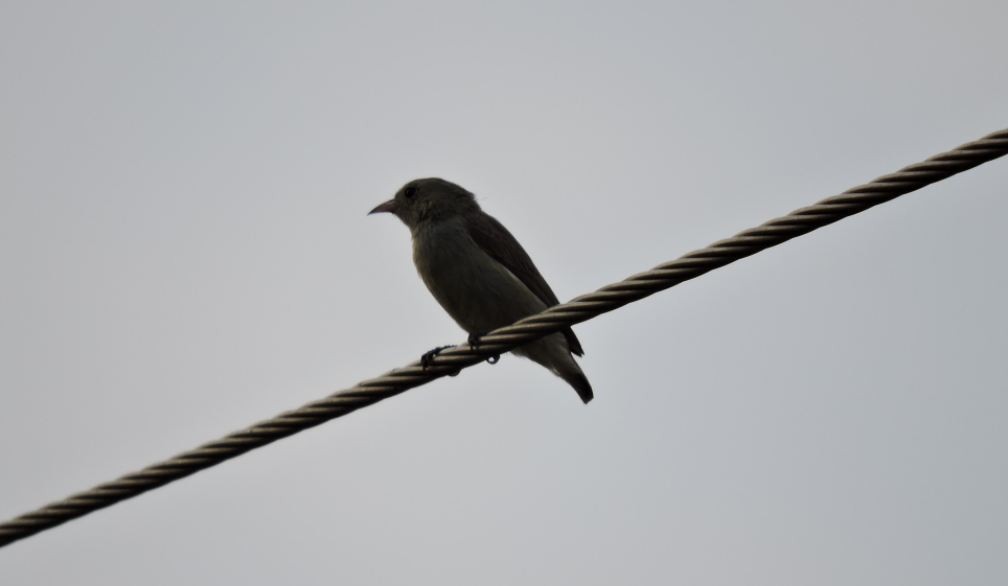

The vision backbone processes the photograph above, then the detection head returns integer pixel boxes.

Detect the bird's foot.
[420,345,453,370]
[467,333,500,365]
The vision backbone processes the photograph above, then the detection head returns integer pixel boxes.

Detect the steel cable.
[1,128,1006,549]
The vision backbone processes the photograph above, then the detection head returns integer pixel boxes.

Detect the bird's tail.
[514,334,595,404]
[556,359,594,404]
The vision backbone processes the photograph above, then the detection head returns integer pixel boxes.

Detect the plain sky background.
[1,1,1006,584]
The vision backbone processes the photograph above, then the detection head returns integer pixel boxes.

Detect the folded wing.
[464,212,584,356]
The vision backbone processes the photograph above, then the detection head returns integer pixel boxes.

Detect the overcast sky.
[1,1,1006,584]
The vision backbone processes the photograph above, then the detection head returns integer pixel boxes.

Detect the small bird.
[369,178,593,404]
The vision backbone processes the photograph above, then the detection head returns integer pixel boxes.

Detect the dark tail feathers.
[564,370,594,404]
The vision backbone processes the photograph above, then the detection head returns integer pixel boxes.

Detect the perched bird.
[369,178,593,404]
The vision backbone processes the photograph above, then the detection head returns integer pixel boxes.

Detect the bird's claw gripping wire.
[467,333,500,365]
[420,345,459,376]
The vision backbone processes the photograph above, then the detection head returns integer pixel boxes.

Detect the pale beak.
[368,199,397,215]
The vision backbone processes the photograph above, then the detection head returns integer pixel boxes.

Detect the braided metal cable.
[2,128,1006,549]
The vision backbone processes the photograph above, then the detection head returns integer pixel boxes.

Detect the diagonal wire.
[1,128,1006,549]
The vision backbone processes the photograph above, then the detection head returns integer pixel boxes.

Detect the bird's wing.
[465,212,584,356]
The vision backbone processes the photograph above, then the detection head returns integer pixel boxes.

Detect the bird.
[369,178,593,404]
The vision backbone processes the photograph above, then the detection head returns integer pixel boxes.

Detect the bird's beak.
[368,199,397,216]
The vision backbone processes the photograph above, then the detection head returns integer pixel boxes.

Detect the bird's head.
[369,178,479,229]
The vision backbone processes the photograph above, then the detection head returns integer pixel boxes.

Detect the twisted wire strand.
[2,129,1006,549]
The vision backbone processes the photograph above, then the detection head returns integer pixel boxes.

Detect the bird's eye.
[404,186,418,199]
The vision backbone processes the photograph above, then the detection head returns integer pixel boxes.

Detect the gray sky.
[1,1,1006,584]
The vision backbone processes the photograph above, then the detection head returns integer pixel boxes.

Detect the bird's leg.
[420,345,461,376]
[467,332,500,365]
[421,345,453,370]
